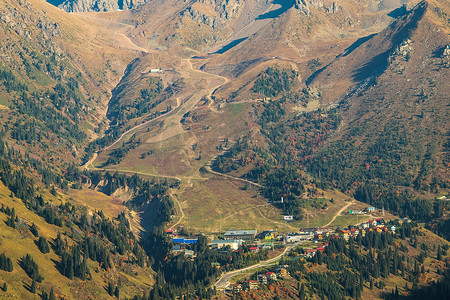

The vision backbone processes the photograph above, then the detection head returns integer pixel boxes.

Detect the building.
[350,229,359,236]
[276,268,288,278]
[224,230,257,240]
[257,274,267,284]
[211,262,220,269]
[339,229,350,240]
[211,239,244,250]
[173,238,198,244]
[245,280,258,290]
[229,283,242,293]
[266,272,277,280]
[184,250,195,258]
[261,230,277,241]
[286,235,301,243]
[287,231,314,242]
[300,227,333,235]
[367,207,375,212]
[305,249,316,258]
[368,220,377,227]
[165,229,175,235]
[249,246,259,252]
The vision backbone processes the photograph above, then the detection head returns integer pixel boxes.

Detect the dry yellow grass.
[0,181,152,299]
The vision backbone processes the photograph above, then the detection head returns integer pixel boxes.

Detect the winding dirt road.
[215,244,295,289]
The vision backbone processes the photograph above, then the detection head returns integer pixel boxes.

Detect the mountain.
[306,0,450,192]
[0,0,139,169]
[1,0,449,298]
[56,0,149,12]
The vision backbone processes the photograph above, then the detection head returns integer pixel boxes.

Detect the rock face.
[180,0,245,29]
[58,0,247,13]
[295,0,340,15]
[59,0,149,12]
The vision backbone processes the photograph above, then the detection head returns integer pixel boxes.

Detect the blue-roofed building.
[172,237,198,244]
[184,239,198,244]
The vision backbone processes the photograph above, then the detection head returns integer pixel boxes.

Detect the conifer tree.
[49,288,56,300]
[38,236,50,254]
[30,223,39,237]
[437,245,442,261]
[31,277,36,294]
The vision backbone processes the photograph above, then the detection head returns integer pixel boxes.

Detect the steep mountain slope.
[307,0,450,192]
[0,0,138,169]
[85,0,450,227]
[96,0,272,53]
[1,0,449,298]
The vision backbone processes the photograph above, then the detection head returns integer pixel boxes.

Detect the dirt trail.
[169,190,185,229]
[203,165,263,188]
[215,244,294,289]
[104,105,179,151]
[324,201,355,227]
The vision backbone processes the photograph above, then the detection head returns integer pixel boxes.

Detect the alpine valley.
[0,0,449,299]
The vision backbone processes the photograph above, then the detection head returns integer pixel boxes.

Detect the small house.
[276,267,288,278]
[305,249,316,258]
[245,280,258,290]
[249,246,259,252]
[230,283,242,293]
[257,274,267,284]
[266,272,277,280]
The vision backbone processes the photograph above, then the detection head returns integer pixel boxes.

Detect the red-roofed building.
[350,229,359,236]
[306,249,317,258]
[266,272,277,280]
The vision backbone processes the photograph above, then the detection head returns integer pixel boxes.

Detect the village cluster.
[165,216,410,260]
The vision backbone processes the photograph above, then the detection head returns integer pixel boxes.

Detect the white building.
[211,239,244,250]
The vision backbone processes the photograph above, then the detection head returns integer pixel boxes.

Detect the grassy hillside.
[0,0,138,169]
[0,182,155,299]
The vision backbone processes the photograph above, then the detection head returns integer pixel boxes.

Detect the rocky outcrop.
[180,0,245,29]
[295,0,342,15]
[1,0,61,40]
[59,0,149,12]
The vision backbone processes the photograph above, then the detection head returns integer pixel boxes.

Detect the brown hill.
[306,0,450,189]
[0,0,139,167]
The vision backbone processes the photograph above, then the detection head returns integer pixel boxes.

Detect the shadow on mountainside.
[46,0,65,6]
[257,0,296,20]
